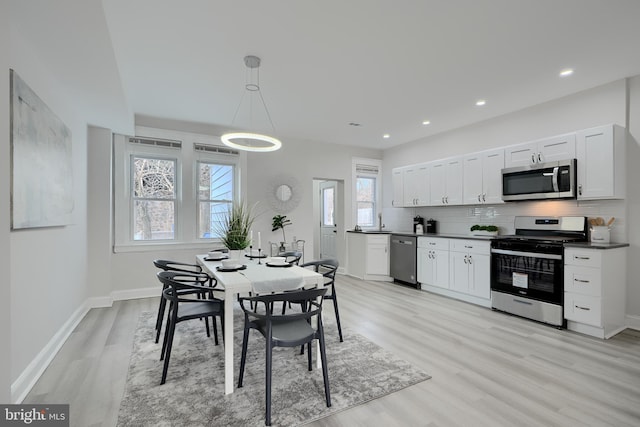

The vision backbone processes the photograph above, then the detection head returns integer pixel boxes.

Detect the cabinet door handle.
[574,279,590,283]
[464,255,468,264]
[441,196,445,204]
[468,255,473,264]
[482,193,486,202]
[575,305,591,311]
[531,153,536,164]
[478,195,481,202]
[538,153,542,163]
[575,256,591,260]
[445,196,449,204]
[464,245,473,248]
[578,184,583,196]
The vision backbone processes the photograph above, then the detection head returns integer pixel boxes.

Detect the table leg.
[224,294,235,394]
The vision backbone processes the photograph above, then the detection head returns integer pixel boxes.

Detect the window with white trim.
[113,133,242,252]
[132,155,177,240]
[352,158,382,229]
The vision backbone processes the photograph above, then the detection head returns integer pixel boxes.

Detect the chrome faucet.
[378,212,385,231]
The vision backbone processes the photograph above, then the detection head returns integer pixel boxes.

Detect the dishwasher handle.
[392,239,414,245]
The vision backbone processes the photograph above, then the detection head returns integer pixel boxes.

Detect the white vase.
[228,249,245,262]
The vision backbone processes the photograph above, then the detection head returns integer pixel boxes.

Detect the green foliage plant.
[216,200,256,250]
[272,214,292,242]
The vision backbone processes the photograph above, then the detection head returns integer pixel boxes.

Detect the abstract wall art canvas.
[10,69,74,229]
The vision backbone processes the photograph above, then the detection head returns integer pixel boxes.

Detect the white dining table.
[196,254,323,395]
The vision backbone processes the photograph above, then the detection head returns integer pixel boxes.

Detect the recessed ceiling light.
[475,100,486,106]
[422,120,431,125]
[559,68,574,77]
[383,134,390,139]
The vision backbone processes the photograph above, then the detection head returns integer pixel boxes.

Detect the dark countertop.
[347,230,497,241]
[564,241,630,250]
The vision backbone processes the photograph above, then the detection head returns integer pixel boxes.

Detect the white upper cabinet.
[430,157,463,206]
[391,167,405,207]
[576,124,626,200]
[403,163,430,206]
[463,148,504,205]
[505,133,576,168]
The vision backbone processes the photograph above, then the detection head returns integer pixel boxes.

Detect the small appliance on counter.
[425,219,437,234]
[413,216,424,233]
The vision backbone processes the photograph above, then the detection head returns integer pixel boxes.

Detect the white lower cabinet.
[418,237,491,307]
[346,232,391,281]
[564,246,627,339]
[417,238,449,289]
[449,239,491,301]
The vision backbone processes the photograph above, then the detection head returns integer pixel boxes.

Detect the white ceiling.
[12,1,640,150]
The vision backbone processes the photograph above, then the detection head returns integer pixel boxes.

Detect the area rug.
[117,309,430,427]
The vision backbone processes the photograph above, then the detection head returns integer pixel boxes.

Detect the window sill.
[113,241,223,254]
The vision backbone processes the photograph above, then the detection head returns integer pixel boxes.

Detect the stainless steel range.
[490,216,588,327]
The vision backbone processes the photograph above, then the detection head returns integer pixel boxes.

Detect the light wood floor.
[25,275,640,427]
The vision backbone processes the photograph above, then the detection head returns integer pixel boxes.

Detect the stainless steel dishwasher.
[390,234,418,286]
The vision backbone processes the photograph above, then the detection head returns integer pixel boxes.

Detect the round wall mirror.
[267,175,301,214]
[276,184,292,202]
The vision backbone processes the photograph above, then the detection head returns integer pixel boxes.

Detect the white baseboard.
[111,286,158,301]
[11,301,91,403]
[11,287,158,403]
[86,296,113,308]
[626,314,640,331]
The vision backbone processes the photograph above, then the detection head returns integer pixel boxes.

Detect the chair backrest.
[239,287,328,322]
[280,251,303,265]
[153,259,202,274]
[157,270,210,301]
[301,259,338,285]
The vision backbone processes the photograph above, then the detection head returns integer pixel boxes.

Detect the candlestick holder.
[258,248,262,264]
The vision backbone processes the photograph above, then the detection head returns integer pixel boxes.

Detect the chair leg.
[161,314,177,385]
[204,316,211,338]
[265,337,273,426]
[307,342,312,371]
[331,292,344,342]
[318,323,332,407]
[155,294,167,343]
[237,322,250,388]
[160,302,173,360]
[212,317,219,345]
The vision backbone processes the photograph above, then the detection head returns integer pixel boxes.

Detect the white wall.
[626,76,640,322]
[9,10,92,400]
[87,126,113,301]
[1,0,12,403]
[382,78,640,319]
[246,138,382,268]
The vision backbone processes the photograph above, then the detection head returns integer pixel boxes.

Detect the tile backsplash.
[384,199,627,242]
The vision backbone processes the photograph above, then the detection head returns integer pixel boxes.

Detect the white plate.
[267,261,290,267]
[206,253,228,261]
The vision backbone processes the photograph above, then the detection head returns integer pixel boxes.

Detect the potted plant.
[215,200,256,259]
[272,214,292,252]
[470,224,499,236]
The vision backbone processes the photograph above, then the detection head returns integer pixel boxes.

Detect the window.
[322,186,334,226]
[356,176,375,227]
[352,158,382,229]
[198,162,234,238]
[132,156,177,240]
[113,132,244,252]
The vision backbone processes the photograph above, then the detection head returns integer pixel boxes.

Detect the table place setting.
[205,250,228,261]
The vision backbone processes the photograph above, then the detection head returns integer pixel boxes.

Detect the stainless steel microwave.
[501,159,576,201]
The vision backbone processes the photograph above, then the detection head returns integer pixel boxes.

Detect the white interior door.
[319,181,337,259]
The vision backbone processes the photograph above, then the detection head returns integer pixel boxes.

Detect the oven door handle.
[491,248,562,260]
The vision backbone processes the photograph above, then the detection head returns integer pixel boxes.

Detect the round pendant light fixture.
[221,55,282,152]
[221,132,282,152]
